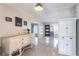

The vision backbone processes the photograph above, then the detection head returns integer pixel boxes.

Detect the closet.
[58,18,76,55]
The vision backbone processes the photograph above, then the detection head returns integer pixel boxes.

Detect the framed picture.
[15,17,22,27]
[24,21,27,26]
[5,17,12,22]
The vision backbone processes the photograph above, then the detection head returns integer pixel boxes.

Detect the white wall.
[0,5,41,47]
[40,7,74,22]
[75,4,79,55]
[75,4,79,18]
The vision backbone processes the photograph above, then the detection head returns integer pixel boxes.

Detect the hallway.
[22,37,59,56]
[0,3,77,56]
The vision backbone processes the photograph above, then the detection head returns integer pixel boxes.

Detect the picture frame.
[15,17,22,27]
[24,21,27,26]
[5,17,12,22]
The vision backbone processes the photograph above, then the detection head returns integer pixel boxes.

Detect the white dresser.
[1,34,35,56]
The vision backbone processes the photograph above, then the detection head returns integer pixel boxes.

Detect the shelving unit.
[45,25,50,36]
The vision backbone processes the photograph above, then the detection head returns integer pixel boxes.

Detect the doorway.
[31,23,39,47]
[44,23,58,48]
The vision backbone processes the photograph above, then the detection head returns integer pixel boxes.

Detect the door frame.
[31,23,39,37]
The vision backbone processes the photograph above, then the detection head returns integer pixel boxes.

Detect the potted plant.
[27,28,30,34]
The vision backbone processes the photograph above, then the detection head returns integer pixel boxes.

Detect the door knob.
[62,37,64,38]
[70,38,72,39]
[66,43,68,46]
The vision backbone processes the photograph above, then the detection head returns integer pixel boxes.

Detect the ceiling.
[1,3,76,22]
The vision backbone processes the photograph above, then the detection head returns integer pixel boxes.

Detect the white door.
[63,37,72,55]
[59,37,72,55]
[58,19,76,56]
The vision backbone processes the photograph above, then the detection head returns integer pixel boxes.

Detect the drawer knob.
[22,42,23,44]
[22,38,24,40]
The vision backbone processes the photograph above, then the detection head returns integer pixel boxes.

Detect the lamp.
[35,3,44,11]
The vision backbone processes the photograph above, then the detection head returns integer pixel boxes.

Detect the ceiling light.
[35,3,44,11]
